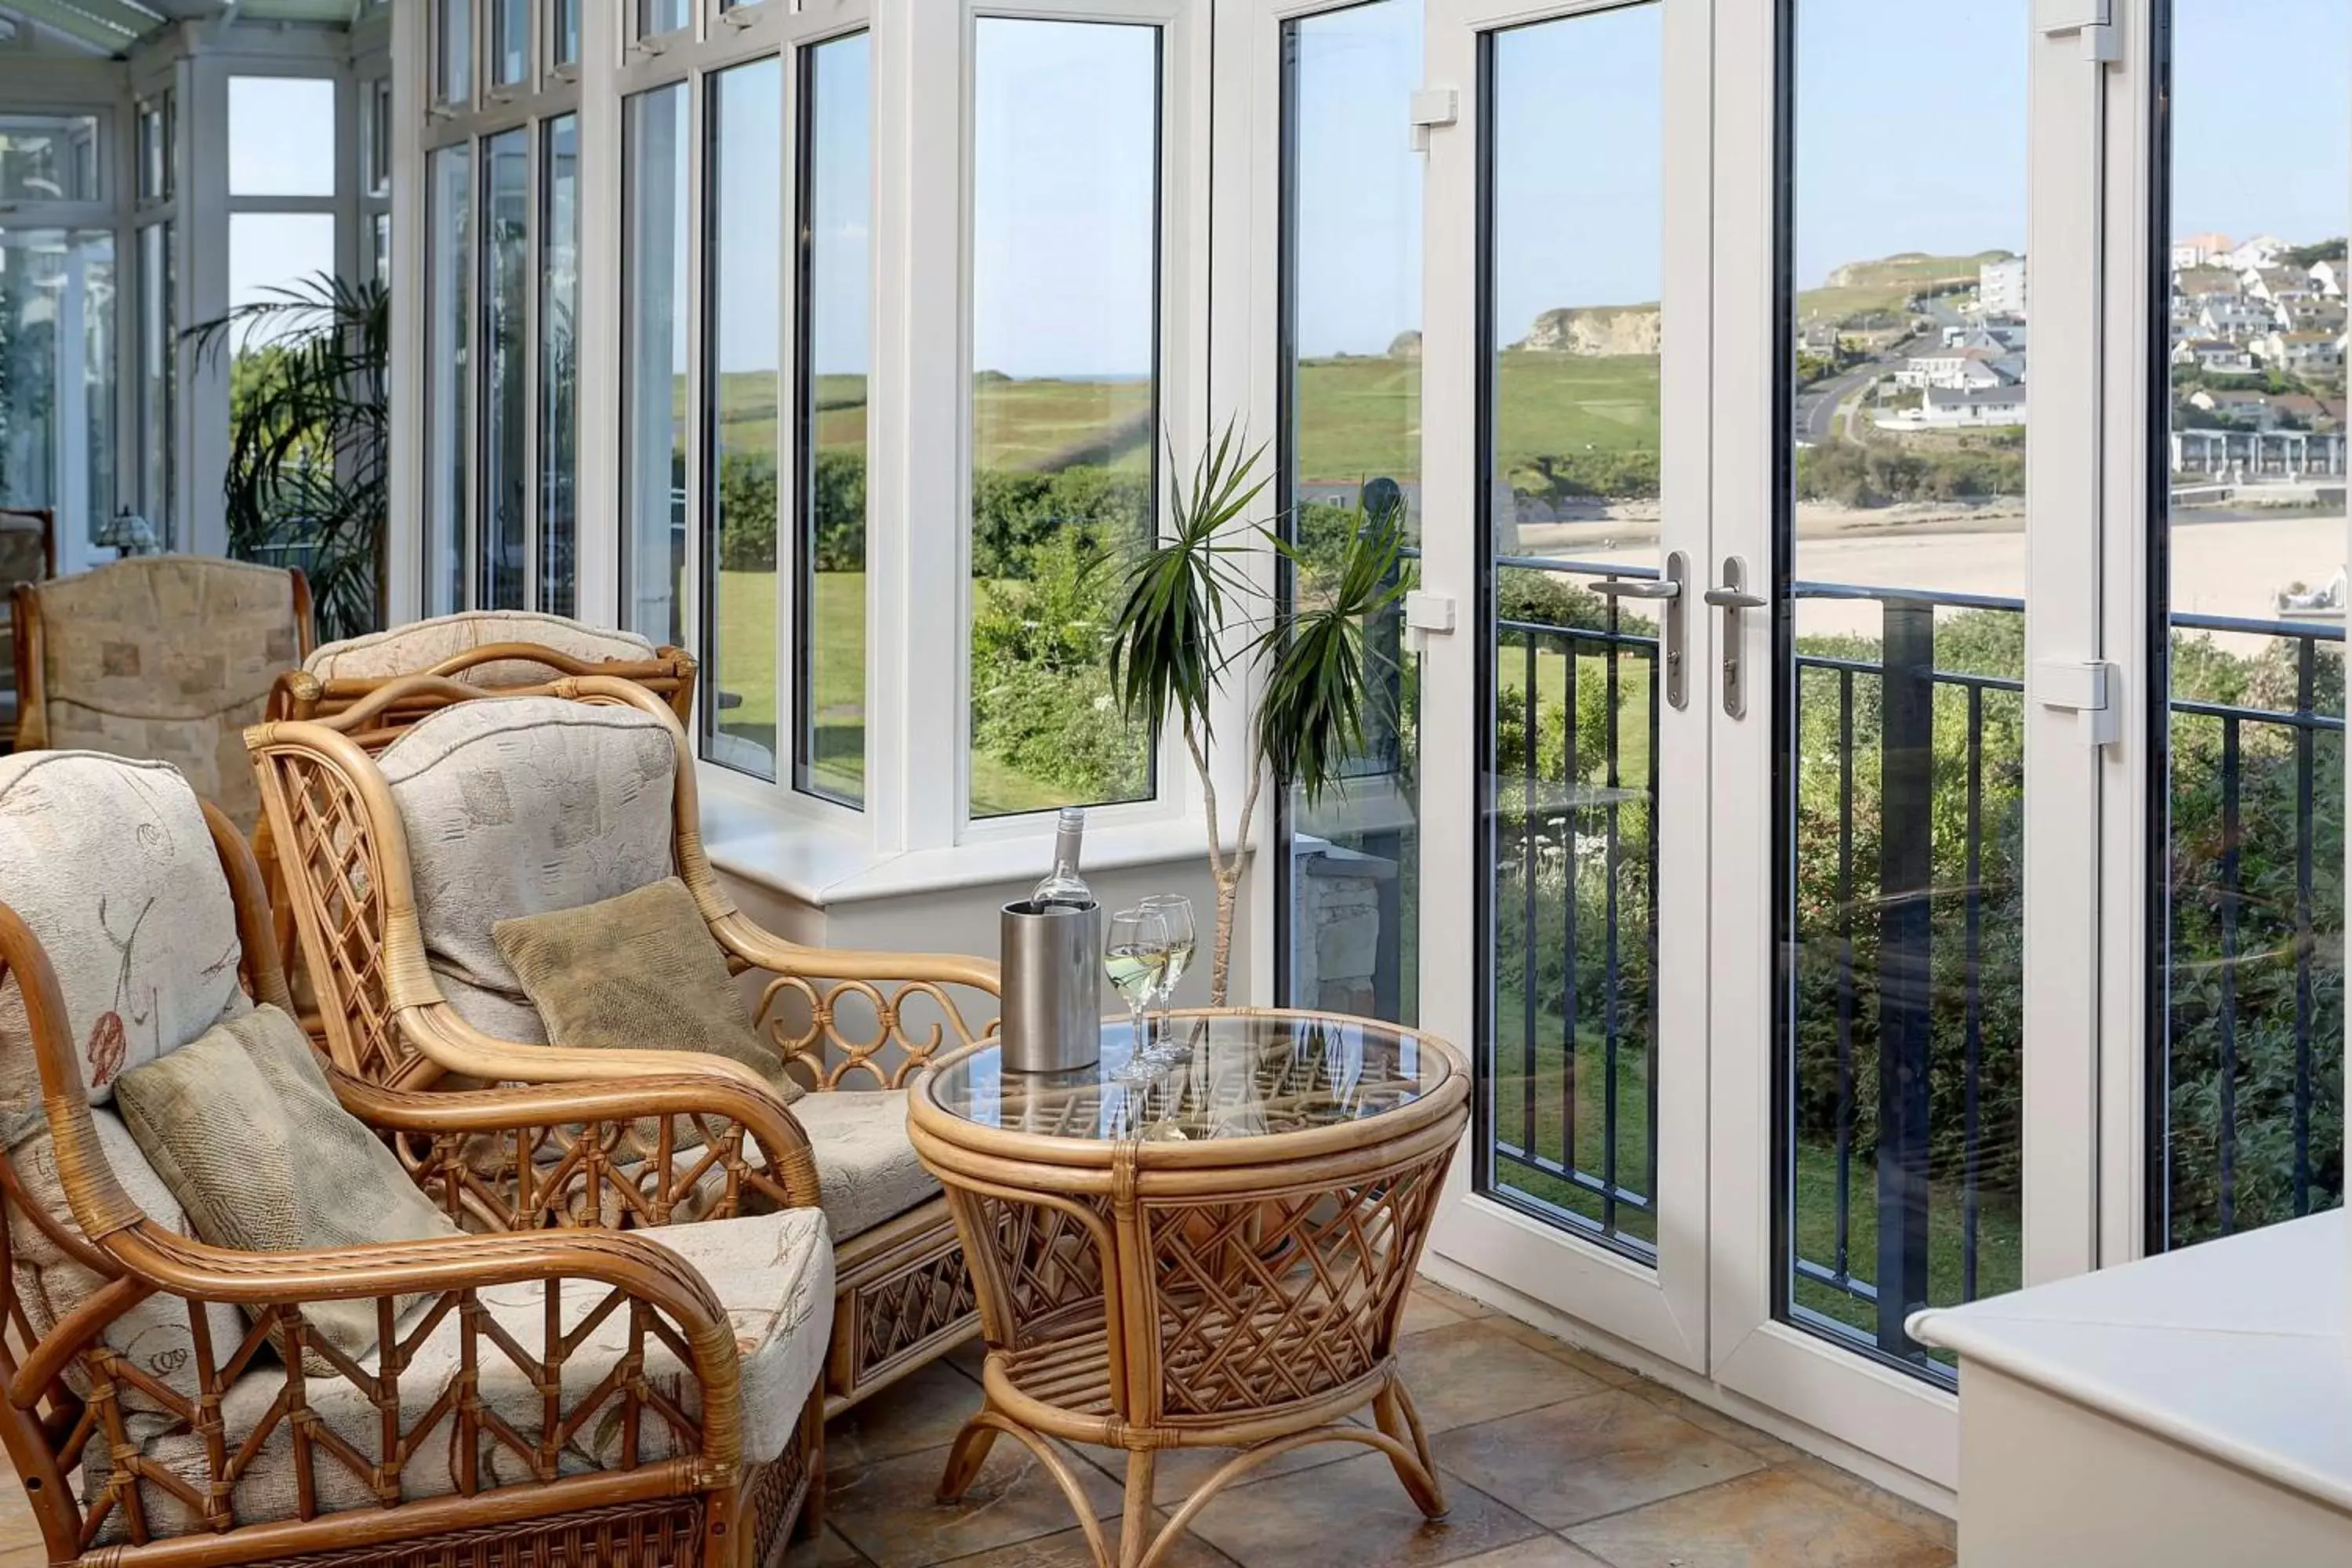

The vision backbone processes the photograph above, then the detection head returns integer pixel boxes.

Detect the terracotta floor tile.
[1619,1380,1806,1467]
[1779,1456,1958,1552]
[1183,1450,1543,1568]
[1446,1538,1615,1568]
[930,1512,1239,1566]
[1432,1391,1765,1528]
[1395,1320,1613,1434]
[1076,1429,1367,1508]
[785,1523,874,1566]
[1563,1469,1955,1568]
[1401,1290,1472,1338]
[826,1359,986,1471]
[1414,1281,1500,1320]
[1480,1316,1640,1389]
[826,1432,1122,1568]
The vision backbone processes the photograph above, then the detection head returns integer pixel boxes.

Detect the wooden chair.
[246,674,998,1416]
[0,506,54,751]
[0,747,830,1567]
[257,615,695,1028]
[12,554,314,826]
[274,607,695,729]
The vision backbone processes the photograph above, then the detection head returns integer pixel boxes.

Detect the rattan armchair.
[270,608,698,730]
[0,748,831,1567]
[11,555,314,826]
[247,674,1000,1416]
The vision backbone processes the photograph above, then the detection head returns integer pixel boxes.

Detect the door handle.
[1705,557,1767,719]
[1591,552,1688,710]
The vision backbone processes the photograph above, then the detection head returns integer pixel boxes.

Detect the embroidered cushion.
[112,1004,461,1360]
[305,610,655,687]
[375,699,678,1036]
[31,557,303,826]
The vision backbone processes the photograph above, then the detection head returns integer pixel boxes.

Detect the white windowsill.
[696,783,1248,909]
[1911,1210,2352,1513]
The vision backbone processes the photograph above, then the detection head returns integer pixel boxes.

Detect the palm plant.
[188,273,389,641]
[1108,422,1409,1005]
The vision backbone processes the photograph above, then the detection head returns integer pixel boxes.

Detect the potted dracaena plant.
[1106,422,1409,1006]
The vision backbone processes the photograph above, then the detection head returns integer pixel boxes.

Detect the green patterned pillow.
[113,1004,461,1360]
[492,877,801,1102]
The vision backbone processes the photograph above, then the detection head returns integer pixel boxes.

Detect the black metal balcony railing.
[1479,555,2346,1377]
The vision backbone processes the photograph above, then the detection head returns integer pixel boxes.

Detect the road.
[1793,332,1931,446]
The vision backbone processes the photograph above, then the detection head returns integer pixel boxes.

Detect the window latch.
[2034,659,2121,747]
[1410,89,1457,153]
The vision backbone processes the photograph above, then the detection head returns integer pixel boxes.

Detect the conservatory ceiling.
[0,0,358,56]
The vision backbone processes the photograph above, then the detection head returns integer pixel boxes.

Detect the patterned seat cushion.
[792,1090,941,1242]
[31,557,303,827]
[375,699,678,1038]
[92,1207,834,1541]
[0,752,255,1414]
[306,611,656,688]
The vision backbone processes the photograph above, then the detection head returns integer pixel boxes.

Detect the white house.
[1879,384,2028,429]
[2190,387,2280,428]
[1896,346,2020,392]
[1980,256,2027,317]
[2173,338,2256,374]
[2173,230,2235,268]
[2248,267,2319,307]
[2310,258,2347,298]
[2227,233,2288,271]
[2199,296,2277,342]
[2259,329,2347,376]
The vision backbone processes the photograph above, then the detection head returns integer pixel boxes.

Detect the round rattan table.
[908,1007,1470,1568]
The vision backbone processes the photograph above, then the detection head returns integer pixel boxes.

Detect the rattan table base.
[909,1011,1472,1568]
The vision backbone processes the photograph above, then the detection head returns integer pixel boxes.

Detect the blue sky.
[229,2,2350,376]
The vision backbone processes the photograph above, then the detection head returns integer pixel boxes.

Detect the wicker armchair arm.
[332,1069,821,1206]
[20,1221,743,1464]
[713,913,1002,995]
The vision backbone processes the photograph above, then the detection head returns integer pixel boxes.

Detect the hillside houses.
[2164,234,2351,386]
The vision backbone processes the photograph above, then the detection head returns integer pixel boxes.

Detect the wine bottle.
[1030,808,1094,911]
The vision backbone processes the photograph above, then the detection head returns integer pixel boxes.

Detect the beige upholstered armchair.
[247,674,999,1415]
[11,555,313,826]
[0,748,832,1567]
[271,607,697,729]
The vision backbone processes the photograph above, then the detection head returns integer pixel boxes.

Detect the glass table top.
[927,1011,1454,1143]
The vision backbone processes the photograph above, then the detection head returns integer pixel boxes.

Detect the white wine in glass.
[1105,906,1171,1074]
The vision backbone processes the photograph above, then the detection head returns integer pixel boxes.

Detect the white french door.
[1239,0,2343,1494]
[1413,0,1715,1374]
[1406,0,2110,1490]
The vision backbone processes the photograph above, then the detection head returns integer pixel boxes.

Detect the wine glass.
[1104,907,1170,1076]
[1139,895,1196,1067]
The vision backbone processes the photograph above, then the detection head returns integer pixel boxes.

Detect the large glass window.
[1777,0,2030,1374]
[425,145,472,615]
[437,0,474,105]
[492,0,531,87]
[139,222,174,545]
[0,114,99,203]
[481,128,530,611]
[1480,1,1665,1258]
[539,114,579,618]
[968,18,1160,818]
[0,231,115,538]
[797,34,873,807]
[228,78,336,197]
[703,58,784,778]
[641,0,691,39]
[1280,0,1422,1022]
[2153,0,2348,1252]
[624,83,691,649]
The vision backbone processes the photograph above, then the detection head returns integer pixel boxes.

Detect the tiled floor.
[800,1283,1957,1568]
[0,1282,1957,1568]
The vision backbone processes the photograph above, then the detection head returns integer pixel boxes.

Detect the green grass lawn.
[710,568,864,800]
[1487,1004,2024,1341]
